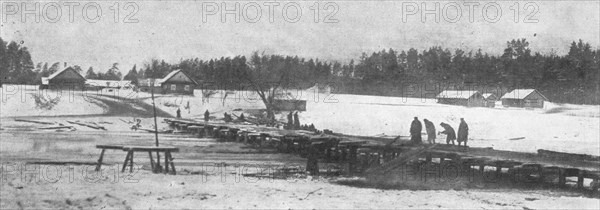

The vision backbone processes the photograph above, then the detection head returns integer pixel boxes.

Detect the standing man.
[176,108,181,118]
[204,110,210,122]
[439,122,456,145]
[287,111,294,129]
[423,119,436,144]
[410,117,422,144]
[457,118,469,147]
[293,111,300,130]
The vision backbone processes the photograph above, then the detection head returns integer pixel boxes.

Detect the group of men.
[286,111,301,130]
[410,117,469,146]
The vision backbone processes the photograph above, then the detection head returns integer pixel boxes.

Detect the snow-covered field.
[0,85,106,117]
[1,86,599,155]
[143,89,600,156]
[1,86,599,209]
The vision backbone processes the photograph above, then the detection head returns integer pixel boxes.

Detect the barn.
[436,90,485,107]
[501,89,548,108]
[40,67,86,90]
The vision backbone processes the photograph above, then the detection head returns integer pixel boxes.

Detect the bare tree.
[237,52,292,126]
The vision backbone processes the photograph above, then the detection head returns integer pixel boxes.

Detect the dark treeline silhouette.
[0,37,123,84]
[85,63,123,81]
[333,39,599,104]
[135,39,598,104]
[134,54,333,90]
[1,36,598,104]
[0,37,35,85]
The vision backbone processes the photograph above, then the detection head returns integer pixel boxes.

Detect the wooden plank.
[95,149,106,171]
[577,169,584,188]
[121,151,131,172]
[96,145,125,150]
[14,118,54,124]
[148,151,155,172]
[538,149,600,162]
[67,120,106,130]
[168,152,176,175]
[38,126,73,130]
[558,168,567,187]
[122,146,180,152]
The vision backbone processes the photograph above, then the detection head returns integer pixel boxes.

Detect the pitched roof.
[436,90,482,99]
[47,67,86,81]
[161,69,198,85]
[501,89,548,100]
[482,93,496,99]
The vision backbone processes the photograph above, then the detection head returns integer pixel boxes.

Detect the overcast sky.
[1,0,599,74]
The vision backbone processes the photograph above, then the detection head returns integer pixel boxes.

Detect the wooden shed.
[482,93,497,107]
[436,90,485,107]
[501,89,548,108]
[40,67,86,90]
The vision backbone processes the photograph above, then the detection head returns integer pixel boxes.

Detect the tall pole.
[149,79,161,171]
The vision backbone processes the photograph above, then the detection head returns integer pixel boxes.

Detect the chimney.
[64,62,67,68]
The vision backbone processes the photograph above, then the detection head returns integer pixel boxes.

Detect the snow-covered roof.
[501,89,548,100]
[436,90,482,99]
[46,67,86,81]
[162,70,180,81]
[86,79,132,88]
[482,93,496,99]
[161,69,199,85]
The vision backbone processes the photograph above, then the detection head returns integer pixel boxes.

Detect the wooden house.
[501,89,548,108]
[436,90,485,107]
[138,70,198,95]
[40,67,86,90]
[159,70,198,95]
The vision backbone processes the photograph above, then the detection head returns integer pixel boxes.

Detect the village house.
[501,89,548,108]
[139,69,198,95]
[40,67,86,90]
[482,93,498,107]
[436,90,485,107]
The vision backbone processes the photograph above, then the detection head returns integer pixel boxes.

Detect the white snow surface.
[2,87,598,155]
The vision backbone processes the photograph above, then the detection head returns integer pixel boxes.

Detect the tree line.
[1,35,598,104]
[0,37,123,85]
[129,39,598,104]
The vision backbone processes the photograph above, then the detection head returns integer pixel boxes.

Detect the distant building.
[40,67,86,90]
[436,90,485,107]
[138,70,198,95]
[137,78,163,93]
[85,79,132,90]
[482,93,498,107]
[501,89,548,108]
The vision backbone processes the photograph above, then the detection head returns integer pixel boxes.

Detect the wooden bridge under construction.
[163,118,600,191]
